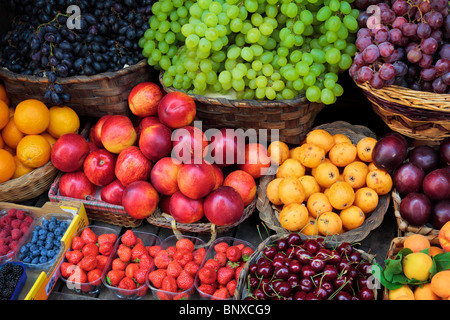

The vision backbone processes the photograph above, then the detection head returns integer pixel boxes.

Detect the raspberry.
[15,210,27,220]
[0,244,9,255]
[0,230,10,238]
[0,216,12,226]
[8,241,18,251]
[7,209,17,218]
[20,224,29,235]
[23,216,34,225]
[10,219,22,229]
[11,229,22,241]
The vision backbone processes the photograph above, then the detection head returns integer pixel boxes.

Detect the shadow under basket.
[159,73,324,145]
[0,60,153,117]
[355,81,450,144]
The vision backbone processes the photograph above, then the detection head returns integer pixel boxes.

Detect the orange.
[276,158,306,179]
[311,158,331,177]
[299,175,321,201]
[403,234,431,253]
[356,137,378,163]
[0,100,9,130]
[430,270,450,299]
[428,246,444,257]
[278,177,306,205]
[388,285,414,300]
[301,216,319,236]
[40,132,57,149]
[307,192,333,218]
[366,169,393,195]
[289,146,302,161]
[47,106,80,138]
[0,84,9,106]
[327,181,355,210]
[266,178,284,206]
[368,162,381,171]
[328,142,357,167]
[317,211,343,236]
[14,99,50,134]
[343,161,369,189]
[414,283,441,300]
[0,135,3,149]
[333,133,352,145]
[306,129,335,153]
[313,161,340,188]
[2,145,15,156]
[295,143,325,168]
[354,187,379,213]
[12,155,34,179]
[268,141,290,165]
[16,135,51,168]
[0,149,15,183]
[278,203,309,231]
[1,117,24,149]
[339,205,365,230]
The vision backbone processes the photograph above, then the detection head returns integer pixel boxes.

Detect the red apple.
[135,116,161,138]
[100,115,137,154]
[208,128,245,167]
[169,191,204,224]
[128,82,164,118]
[100,179,125,205]
[172,126,209,163]
[157,91,196,129]
[87,142,98,153]
[59,171,97,200]
[223,170,256,206]
[115,146,152,187]
[150,157,183,196]
[122,180,159,219]
[139,123,173,162]
[211,164,224,190]
[177,161,216,200]
[90,115,113,148]
[203,186,244,226]
[83,149,117,186]
[238,143,272,178]
[51,133,90,172]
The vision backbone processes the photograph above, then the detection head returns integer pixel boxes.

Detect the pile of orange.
[267,128,393,236]
[388,234,450,300]
[0,84,80,183]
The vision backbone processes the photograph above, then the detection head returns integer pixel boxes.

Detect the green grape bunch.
[139,0,360,104]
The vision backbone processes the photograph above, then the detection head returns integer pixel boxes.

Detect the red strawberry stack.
[197,241,254,300]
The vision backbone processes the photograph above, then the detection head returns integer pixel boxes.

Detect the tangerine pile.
[0,85,80,183]
[267,128,393,236]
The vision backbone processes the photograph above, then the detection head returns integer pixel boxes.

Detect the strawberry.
[236,243,245,251]
[96,255,108,271]
[138,253,153,272]
[175,238,195,252]
[147,245,161,257]
[226,260,241,271]
[118,276,137,290]
[226,246,242,262]
[80,255,98,272]
[148,269,166,288]
[166,245,176,257]
[214,242,229,253]
[134,268,147,285]
[99,242,114,256]
[166,260,182,278]
[192,247,206,265]
[173,248,193,267]
[184,261,200,277]
[176,270,194,290]
[211,287,230,300]
[82,243,99,257]
[203,258,220,272]
[131,243,147,262]
[125,263,140,279]
[217,267,234,285]
[61,262,76,278]
[235,264,245,280]
[65,250,83,265]
[161,275,177,292]
[214,252,227,266]
[112,258,127,271]
[117,244,132,263]
[226,279,237,296]
[68,266,87,284]
[198,266,217,284]
[71,236,85,251]
[106,270,125,287]
[241,246,254,261]
[154,250,171,269]
[87,268,103,286]
[98,233,117,246]
[121,229,137,247]
[80,227,98,244]
[198,284,215,297]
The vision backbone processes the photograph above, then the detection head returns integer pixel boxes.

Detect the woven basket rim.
[0,160,57,191]
[0,59,148,84]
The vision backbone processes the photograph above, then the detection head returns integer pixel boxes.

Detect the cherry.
[337,242,353,256]
[327,249,341,265]
[272,257,287,268]
[333,275,353,292]
[288,259,302,274]
[257,257,270,266]
[334,291,352,300]
[359,287,375,300]
[248,276,259,290]
[303,239,320,254]
[253,288,268,300]
[249,263,258,275]
[274,266,290,280]
[315,248,331,260]
[357,276,369,288]
[274,251,287,260]
[287,233,302,246]
[257,262,273,278]
[276,238,288,252]
[294,291,307,300]
[260,278,273,296]
[305,292,321,300]
[295,249,312,264]
[348,266,358,279]
[322,264,338,281]
[313,286,329,299]
[337,258,352,273]
[301,265,316,278]
[321,281,334,296]
[310,257,325,272]
[287,273,300,288]
[299,277,314,292]
[357,262,373,277]
[348,251,362,264]
[262,246,277,260]
[273,281,292,297]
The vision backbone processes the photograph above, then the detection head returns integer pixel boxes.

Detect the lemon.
[402,252,433,282]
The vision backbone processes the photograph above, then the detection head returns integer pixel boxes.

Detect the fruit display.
[0,262,26,300]
[350,0,449,93]
[242,233,376,300]
[265,128,392,236]
[375,232,450,300]
[141,0,360,103]
[0,0,153,104]
[0,209,34,263]
[147,235,206,300]
[104,229,160,299]
[195,237,254,300]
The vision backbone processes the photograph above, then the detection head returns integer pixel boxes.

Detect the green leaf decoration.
[430,252,450,276]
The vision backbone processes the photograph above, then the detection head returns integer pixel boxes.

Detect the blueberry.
[47,232,54,239]
[31,257,39,264]
[47,250,55,257]
[39,228,47,235]
[39,234,47,241]
[42,220,49,228]
[39,256,48,263]
[20,246,28,254]
[31,249,40,257]
[23,256,31,263]
[48,222,56,231]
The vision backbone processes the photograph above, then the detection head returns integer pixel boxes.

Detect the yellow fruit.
[301,216,319,236]
[388,284,415,300]
[402,252,433,282]
[14,99,50,134]
[430,270,450,299]
[428,246,444,257]
[268,141,290,165]
[414,283,441,300]
[306,129,335,153]
[299,175,321,201]
[366,169,393,195]
[47,106,80,138]
[278,177,306,205]
[327,181,355,210]
[403,234,431,253]
[295,143,325,169]
[12,156,34,179]
[353,187,379,214]
[0,100,9,130]
[356,137,378,163]
[266,178,284,206]
[0,149,15,183]
[317,211,342,236]
[278,203,309,231]
[328,142,357,167]
[16,135,51,168]
[333,133,352,145]
[276,158,305,179]
[343,161,369,189]
[339,205,365,230]
[313,161,340,188]
[40,132,57,149]
[307,192,333,218]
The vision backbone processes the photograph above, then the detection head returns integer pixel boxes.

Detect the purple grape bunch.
[350,0,450,93]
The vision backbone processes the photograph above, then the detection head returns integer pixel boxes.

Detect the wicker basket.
[355,81,450,143]
[382,235,442,300]
[235,233,377,300]
[0,60,153,117]
[159,73,324,145]
[257,121,391,243]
